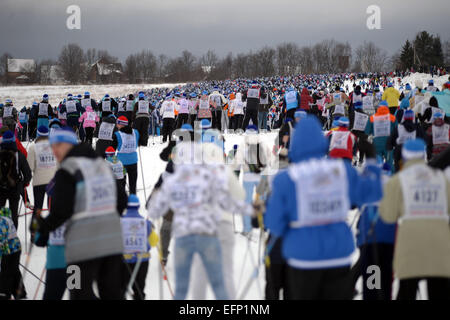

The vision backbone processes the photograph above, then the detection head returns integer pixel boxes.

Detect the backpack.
[0,150,20,192]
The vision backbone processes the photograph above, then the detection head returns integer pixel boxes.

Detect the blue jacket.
[265,116,383,269]
[115,129,140,165]
[356,203,396,247]
[122,206,152,263]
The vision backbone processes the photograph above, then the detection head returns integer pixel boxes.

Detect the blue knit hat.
[127,194,140,208]
[181,123,193,132]
[200,119,211,129]
[337,117,350,127]
[405,83,412,91]
[402,139,426,160]
[379,100,389,107]
[49,127,78,146]
[37,126,49,137]
[43,94,49,101]
[0,131,16,144]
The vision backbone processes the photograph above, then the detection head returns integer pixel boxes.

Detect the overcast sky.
[1,0,449,62]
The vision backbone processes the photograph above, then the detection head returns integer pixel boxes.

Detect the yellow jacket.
[381,87,400,107]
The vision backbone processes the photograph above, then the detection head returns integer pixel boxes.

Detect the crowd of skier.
[0,70,449,300]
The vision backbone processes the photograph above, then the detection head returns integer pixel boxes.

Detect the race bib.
[121,217,148,254]
[110,161,124,180]
[178,100,189,113]
[118,102,125,112]
[330,131,350,151]
[373,114,391,137]
[98,122,115,140]
[432,124,449,145]
[66,101,77,113]
[397,125,416,145]
[353,94,362,104]
[3,106,13,118]
[35,141,56,169]
[334,104,345,116]
[288,159,349,227]
[199,100,209,109]
[19,112,27,122]
[39,103,48,116]
[333,93,341,103]
[352,112,368,131]
[81,98,90,108]
[102,100,111,112]
[138,101,149,114]
[87,112,96,121]
[74,158,117,220]
[400,164,448,222]
[126,100,135,112]
[49,224,66,246]
[362,96,374,113]
[120,131,136,153]
[247,88,260,99]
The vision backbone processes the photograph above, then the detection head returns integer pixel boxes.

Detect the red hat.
[105,146,116,155]
[117,116,128,126]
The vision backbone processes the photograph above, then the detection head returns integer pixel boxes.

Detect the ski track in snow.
[12,72,439,300]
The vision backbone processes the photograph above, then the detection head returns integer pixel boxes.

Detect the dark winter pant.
[124,164,138,195]
[19,123,28,141]
[134,117,150,146]
[69,254,124,300]
[389,107,398,115]
[233,115,244,131]
[286,109,296,121]
[95,139,113,158]
[43,268,67,300]
[122,260,149,300]
[33,184,48,216]
[189,114,197,127]
[242,109,258,130]
[0,251,24,300]
[266,263,290,300]
[287,266,353,300]
[28,120,37,140]
[359,243,394,300]
[162,118,175,143]
[354,134,371,165]
[212,109,222,131]
[0,192,20,228]
[176,114,189,129]
[83,127,95,145]
[397,277,450,300]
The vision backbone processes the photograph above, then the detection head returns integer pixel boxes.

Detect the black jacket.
[39,143,128,234]
[0,142,32,194]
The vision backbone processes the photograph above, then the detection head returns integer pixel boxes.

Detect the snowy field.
[9,73,442,300]
[0,83,183,109]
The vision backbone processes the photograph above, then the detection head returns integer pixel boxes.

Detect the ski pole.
[138,146,147,199]
[32,267,46,300]
[126,254,144,298]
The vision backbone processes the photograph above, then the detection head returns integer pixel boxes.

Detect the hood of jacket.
[86,106,93,113]
[288,116,328,163]
[119,125,133,134]
[63,143,98,162]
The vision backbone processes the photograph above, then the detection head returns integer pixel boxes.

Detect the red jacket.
[327,127,355,160]
[300,88,313,111]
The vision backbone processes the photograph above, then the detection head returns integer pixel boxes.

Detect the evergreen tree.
[399,40,414,70]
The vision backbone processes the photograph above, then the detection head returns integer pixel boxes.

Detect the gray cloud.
[1,0,449,62]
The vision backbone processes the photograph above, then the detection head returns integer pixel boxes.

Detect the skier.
[0,131,32,228]
[175,93,190,129]
[258,87,272,131]
[37,94,53,130]
[31,126,127,300]
[242,82,261,129]
[64,94,84,138]
[95,114,117,157]
[265,116,382,300]
[1,99,18,132]
[18,107,28,141]
[230,92,245,131]
[79,106,100,145]
[121,194,155,300]
[282,87,300,122]
[0,207,25,300]
[160,94,176,143]
[104,146,126,195]
[80,91,97,112]
[27,126,57,218]
[132,92,151,146]
[113,116,140,195]
[424,111,450,161]
[125,94,135,123]
[196,90,213,127]
[28,102,39,141]
[98,94,117,119]
[381,83,400,115]
[147,137,253,300]
[326,117,356,162]
[379,139,450,300]
[209,87,227,131]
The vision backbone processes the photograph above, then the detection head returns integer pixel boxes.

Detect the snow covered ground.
[0,83,183,110]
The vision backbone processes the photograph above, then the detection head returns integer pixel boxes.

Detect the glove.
[149,230,159,248]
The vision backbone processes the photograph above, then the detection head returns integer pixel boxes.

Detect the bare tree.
[257,46,276,77]
[85,48,97,66]
[97,50,118,63]
[136,50,157,83]
[0,52,13,84]
[125,54,139,83]
[201,50,219,73]
[157,54,168,80]
[353,41,389,72]
[276,43,299,75]
[37,59,57,84]
[58,43,86,84]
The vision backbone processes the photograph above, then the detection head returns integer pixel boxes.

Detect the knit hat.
[200,119,211,130]
[402,139,426,160]
[37,126,49,137]
[181,123,193,132]
[117,116,129,126]
[43,94,49,101]
[337,117,350,127]
[245,125,258,133]
[0,130,16,144]
[128,194,140,208]
[49,127,78,146]
[405,83,412,91]
[105,146,116,156]
[403,109,415,121]
[379,100,389,107]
